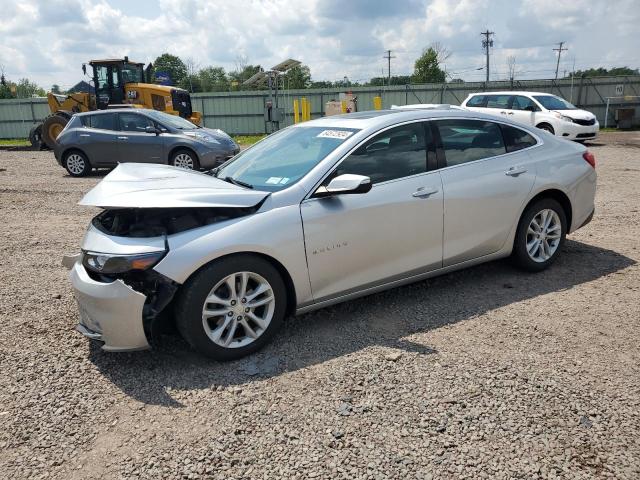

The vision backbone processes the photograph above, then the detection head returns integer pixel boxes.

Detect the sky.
[0,0,639,91]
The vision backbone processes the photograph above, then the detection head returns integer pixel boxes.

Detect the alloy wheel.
[201,271,275,349]
[526,209,562,262]
[66,154,86,175]
[173,153,194,169]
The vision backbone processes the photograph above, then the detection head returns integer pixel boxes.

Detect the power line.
[553,41,568,80]
[383,50,395,86]
[480,30,494,82]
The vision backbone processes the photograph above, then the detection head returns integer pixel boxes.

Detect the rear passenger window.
[501,125,537,152]
[485,95,511,109]
[466,95,486,107]
[436,120,506,166]
[334,123,429,184]
[88,113,116,131]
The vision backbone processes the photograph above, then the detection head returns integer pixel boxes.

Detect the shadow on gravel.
[88,239,635,407]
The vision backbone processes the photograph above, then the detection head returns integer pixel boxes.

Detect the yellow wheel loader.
[30,57,202,149]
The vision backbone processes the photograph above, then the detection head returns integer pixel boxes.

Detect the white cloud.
[0,0,638,90]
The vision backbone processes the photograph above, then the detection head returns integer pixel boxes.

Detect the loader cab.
[89,58,145,110]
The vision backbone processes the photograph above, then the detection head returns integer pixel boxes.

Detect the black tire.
[175,255,287,361]
[512,198,567,272]
[536,123,555,135]
[63,150,92,177]
[29,124,45,150]
[42,114,69,149]
[170,148,200,170]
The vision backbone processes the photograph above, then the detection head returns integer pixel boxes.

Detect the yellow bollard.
[306,98,312,121]
[373,96,382,110]
[301,97,307,122]
[341,100,347,113]
[293,99,300,124]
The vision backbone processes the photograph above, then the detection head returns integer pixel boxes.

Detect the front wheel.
[63,150,92,177]
[512,198,567,272]
[170,149,199,170]
[176,255,287,360]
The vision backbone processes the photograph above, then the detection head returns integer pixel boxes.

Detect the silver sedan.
[64,107,597,360]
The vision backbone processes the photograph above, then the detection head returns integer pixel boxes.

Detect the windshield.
[533,95,577,110]
[144,109,198,130]
[217,126,360,192]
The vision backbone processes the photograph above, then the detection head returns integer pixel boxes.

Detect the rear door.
[300,122,443,301]
[116,112,164,163]
[76,113,119,166]
[434,119,537,266]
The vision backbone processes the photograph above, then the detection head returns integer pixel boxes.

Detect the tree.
[198,66,229,92]
[283,64,311,89]
[411,46,446,84]
[368,75,411,86]
[229,64,263,90]
[506,56,517,82]
[567,66,639,78]
[180,57,201,92]
[51,84,62,94]
[152,53,187,86]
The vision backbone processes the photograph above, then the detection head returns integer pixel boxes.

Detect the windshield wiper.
[224,176,253,189]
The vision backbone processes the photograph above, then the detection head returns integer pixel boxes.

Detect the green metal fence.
[1,76,639,138]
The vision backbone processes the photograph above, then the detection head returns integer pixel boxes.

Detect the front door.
[78,113,119,166]
[116,112,164,163]
[510,95,539,127]
[300,122,443,302]
[434,119,537,266]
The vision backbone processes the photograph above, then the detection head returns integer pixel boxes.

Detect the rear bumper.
[64,254,150,352]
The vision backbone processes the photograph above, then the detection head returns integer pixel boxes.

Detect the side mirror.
[145,125,160,135]
[525,105,536,112]
[315,174,372,197]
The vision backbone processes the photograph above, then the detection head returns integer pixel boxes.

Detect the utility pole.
[480,30,494,82]
[383,50,395,86]
[553,42,567,80]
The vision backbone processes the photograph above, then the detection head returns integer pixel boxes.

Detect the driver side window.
[333,123,429,184]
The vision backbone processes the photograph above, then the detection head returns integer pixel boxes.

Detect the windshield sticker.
[279,177,290,184]
[266,177,283,185]
[317,130,354,140]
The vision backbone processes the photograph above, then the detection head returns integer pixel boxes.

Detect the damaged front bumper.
[64,254,150,351]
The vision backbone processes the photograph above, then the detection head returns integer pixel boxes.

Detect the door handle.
[500,111,507,115]
[507,112,514,115]
[505,167,527,177]
[117,136,128,140]
[412,186,439,198]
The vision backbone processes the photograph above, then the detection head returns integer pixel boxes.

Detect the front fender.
[153,204,313,306]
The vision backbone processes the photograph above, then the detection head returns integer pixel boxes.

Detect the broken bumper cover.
[64,254,150,352]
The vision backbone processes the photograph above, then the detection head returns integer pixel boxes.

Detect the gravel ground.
[1,133,639,479]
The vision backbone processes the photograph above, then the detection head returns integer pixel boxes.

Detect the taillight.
[583,150,596,169]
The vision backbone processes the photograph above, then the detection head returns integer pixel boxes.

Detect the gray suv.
[53,109,240,176]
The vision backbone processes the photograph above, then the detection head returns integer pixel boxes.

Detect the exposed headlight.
[553,112,574,123]
[184,131,220,144]
[82,251,165,274]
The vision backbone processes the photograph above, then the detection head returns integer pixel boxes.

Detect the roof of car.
[293,107,486,130]
[468,91,556,97]
[75,108,149,115]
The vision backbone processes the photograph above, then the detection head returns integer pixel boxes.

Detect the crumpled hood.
[553,109,596,121]
[80,163,269,209]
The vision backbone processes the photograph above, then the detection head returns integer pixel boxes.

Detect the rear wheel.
[170,149,199,170]
[512,198,567,271]
[176,255,287,360]
[42,114,69,149]
[63,150,91,177]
